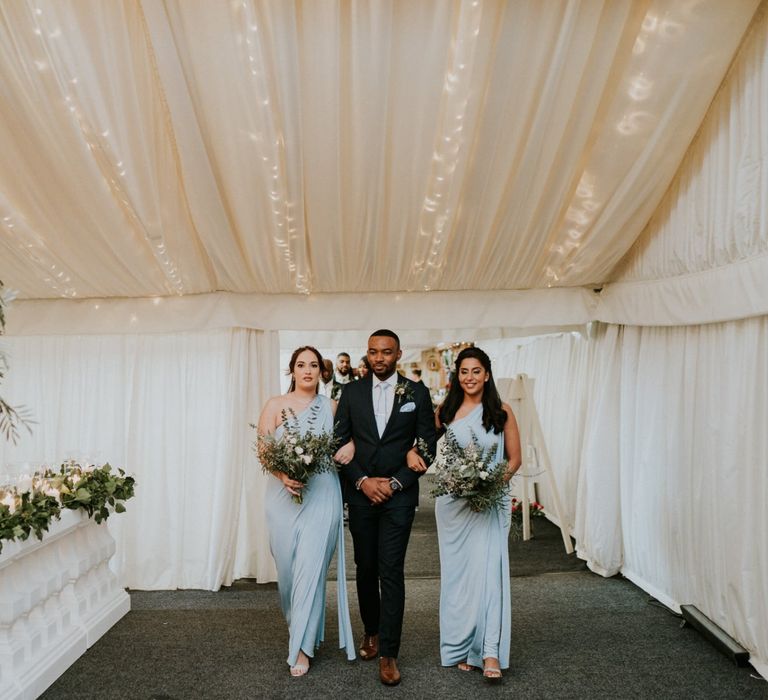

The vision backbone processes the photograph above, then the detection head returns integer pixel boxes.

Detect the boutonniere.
[394,382,415,404]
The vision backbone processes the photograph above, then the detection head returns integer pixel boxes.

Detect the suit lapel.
[380,373,406,440]
[359,375,379,440]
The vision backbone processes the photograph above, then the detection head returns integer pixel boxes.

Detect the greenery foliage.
[0,489,61,551]
[252,404,337,504]
[428,430,508,512]
[0,281,134,554]
[0,462,136,554]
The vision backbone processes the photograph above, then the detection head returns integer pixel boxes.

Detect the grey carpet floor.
[42,496,766,699]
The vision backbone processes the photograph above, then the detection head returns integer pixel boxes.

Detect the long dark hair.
[438,347,507,433]
[286,346,324,393]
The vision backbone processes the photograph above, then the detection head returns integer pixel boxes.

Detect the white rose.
[301,455,312,465]
[294,446,304,455]
[1,492,16,513]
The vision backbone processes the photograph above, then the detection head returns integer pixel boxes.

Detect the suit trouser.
[348,503,415,658]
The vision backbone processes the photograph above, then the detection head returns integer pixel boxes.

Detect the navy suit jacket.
[334,373,437,508]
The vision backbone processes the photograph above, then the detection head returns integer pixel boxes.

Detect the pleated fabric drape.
[0,328,280,589]
[0,1,757,302]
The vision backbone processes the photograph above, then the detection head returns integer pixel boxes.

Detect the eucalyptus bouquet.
[429,429,508,512]
[253,407,337,504]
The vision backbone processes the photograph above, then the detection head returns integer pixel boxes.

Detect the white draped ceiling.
[602,0,768,325]
[0,0,762,334]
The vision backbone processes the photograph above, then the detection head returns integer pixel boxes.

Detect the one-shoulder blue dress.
[435,403,511,669]
[265,395,355,666]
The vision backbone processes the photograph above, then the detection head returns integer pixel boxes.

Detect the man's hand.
[406,447,427,473]
[360,477,393,505]
[334,440,355,465]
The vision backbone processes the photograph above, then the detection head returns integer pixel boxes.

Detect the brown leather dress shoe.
[379,656,401,686]
[359,633,378,660]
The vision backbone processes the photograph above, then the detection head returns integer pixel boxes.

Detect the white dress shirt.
[372,373,396,437]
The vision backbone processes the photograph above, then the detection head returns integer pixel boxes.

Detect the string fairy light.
[410,0,483,292]
[234,1,310,294]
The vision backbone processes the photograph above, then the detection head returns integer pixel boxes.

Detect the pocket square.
[399,401,416,413]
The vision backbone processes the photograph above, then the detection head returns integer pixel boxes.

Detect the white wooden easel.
[497,374,573,554]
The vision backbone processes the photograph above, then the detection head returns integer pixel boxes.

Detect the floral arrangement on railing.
[0,461,136,554]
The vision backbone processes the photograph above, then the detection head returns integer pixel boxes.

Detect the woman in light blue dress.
[257,346,356,676]
[435,347,521,682]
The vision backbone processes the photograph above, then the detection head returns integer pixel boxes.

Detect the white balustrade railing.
[0,511,130,699]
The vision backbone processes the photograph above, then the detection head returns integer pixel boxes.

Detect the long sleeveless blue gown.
[435,403,512,669]
[265,395,355,666]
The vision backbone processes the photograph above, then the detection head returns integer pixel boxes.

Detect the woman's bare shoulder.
[263,394,286,411]
[261,394,290,420]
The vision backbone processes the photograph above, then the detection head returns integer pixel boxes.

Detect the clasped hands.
[360,477,395,505]
[360,447,428,505]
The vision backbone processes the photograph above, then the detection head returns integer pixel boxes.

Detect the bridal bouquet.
[428,430,508,512]
[253,408,337,504]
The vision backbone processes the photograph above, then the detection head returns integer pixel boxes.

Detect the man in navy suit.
[335,329,437,686]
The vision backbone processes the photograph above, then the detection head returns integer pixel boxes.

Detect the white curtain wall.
[0,329,280,589]
[574,323,624,576]
[486,318,768,674]
[1,318,766,672]
[575,318,768,675]
[484,333,593,533]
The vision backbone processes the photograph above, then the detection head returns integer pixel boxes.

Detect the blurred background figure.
[356,355,371,380]
[321,359,335,398]
[335,353,352,384]
[332,352,352,399]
